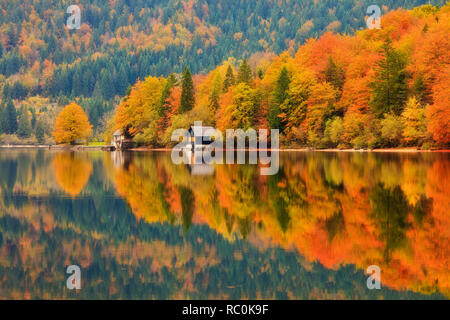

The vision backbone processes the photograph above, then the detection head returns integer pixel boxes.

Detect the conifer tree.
[180,67,195,113]
[370,37,408,117]
[324,57,345,93]
[159,73,177,117]
[35,120,45,144]
[209,73,222,113]
[4,99,18,134]
[223,65,235,92]
[17,107,31,138]
[269,67,290,131]
[0,103,4,134]
[412,73,431,105]
[237,59,253,85]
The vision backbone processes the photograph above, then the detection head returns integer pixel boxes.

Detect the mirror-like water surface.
[0,149,449,299]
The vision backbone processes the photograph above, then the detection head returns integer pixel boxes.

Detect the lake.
[0,149,449,299]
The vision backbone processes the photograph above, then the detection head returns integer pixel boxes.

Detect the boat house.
[187,125,216,150]
[112,129,136,150]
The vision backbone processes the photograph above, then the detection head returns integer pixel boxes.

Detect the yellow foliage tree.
[53,102,92,144]
[115,76,163,137]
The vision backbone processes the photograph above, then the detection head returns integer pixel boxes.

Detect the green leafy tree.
[324,117,344,147]
[231,83,256,129]
[381,113,404,147]
[401,96,428,145]
[180,67,195,113]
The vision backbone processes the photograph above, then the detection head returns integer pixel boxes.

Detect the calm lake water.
[0,149,449,299]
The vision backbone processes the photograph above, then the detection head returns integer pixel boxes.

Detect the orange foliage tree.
[53,102,93,144]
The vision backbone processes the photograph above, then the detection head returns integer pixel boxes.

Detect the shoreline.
[0,144,113,151]
[2,145,447,153]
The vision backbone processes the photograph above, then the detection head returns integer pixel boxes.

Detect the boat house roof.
[188,126,216,136]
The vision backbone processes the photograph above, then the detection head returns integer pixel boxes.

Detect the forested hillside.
[0,0,448,146]
[0,0,446,140]
[112,4,450,149]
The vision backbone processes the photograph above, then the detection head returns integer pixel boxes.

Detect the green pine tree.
[159,73,177,117]
[180,67,195,113]
[17,107,31,138]
[35,120,45,144]
[324,57,345,93]
[412,73,431,105]
[209,73,222,113]
[269,67,290,131]
[223,65,235,92]
[4,99,18,134]
[370,37,408,117]
[0,103,5,134]
[237,59,253,85]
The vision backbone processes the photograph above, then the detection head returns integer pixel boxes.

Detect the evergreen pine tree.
[412,73,431,105]
[159,73,177,117]
[180,67,195,113]
[209,73,222,113]
[35,120,45,144]
[223,65,235,92]
[0,103,5,134]
[370,37,408,117]
[269,67,290,131]
[324,57,345,93]
[17,107,31,138]
[257,68,264,79]
[237,59,253,85]
[4,99,18,134]
[30,108,37,129]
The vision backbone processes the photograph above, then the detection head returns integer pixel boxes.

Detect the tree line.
[0,0,446,135]
[111,4,450,149]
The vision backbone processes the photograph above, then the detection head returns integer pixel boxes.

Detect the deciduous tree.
[53,102,93,144]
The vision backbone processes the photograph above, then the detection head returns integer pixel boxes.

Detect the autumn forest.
[112,4,450,149]
[0,0,450,302]
[0,1,449,149]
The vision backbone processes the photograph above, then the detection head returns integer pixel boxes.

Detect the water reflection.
[0,149,448,299]
[53,152,93,196]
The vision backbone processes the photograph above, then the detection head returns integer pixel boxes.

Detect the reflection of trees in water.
[370,184,412,263]
[109,151,449,296]
[180,186,194,231]
[370,183,434,264]
[0,151,448,298]
[52,152,93,196]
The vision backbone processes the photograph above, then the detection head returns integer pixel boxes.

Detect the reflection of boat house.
[111,150,124,168]
[182,149,215,176]
[187,125,215,150]
[111,150,132,169]
[188,163,215,176]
